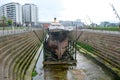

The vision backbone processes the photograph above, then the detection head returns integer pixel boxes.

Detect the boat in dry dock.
[43,18,76,64]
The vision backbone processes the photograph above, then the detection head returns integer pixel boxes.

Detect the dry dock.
[32,49,118,80]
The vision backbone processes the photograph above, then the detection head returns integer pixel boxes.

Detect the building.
[0,2,22,25]
[99,21,118,27]
[22,4,38,26]
[59,20,73,26]
[59,19,84,29]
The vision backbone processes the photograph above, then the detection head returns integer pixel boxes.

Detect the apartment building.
[0,2,22,25]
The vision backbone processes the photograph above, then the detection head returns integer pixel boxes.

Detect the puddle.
[32,49,118,80]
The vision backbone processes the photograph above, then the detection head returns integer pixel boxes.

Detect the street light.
[2,16,6,35]
[2,19,5,35]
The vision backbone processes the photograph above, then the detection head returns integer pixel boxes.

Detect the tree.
[1,16,6,34]
[0,23,2,27]
[1,16,7,26]
[2,16,6,20]
[7,19,13,26]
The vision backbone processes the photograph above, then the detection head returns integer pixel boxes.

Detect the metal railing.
[0,26,42,36]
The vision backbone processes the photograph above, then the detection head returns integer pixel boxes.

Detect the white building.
[59,19,84,28]
[0,2,22,25]
[22,4,38,26]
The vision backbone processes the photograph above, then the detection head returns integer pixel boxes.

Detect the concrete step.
[0,34,31,55]
[10,40,38,80]
[1,38,35,80]
[13,41,38,80]
[0,36,32,63]
[24,44,43,80]
[89,42,120,66]
[18,45,39,80]
[0,33,28,48]
[0,30,43,80]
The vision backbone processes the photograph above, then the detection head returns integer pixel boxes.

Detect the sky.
[0,0,120,24]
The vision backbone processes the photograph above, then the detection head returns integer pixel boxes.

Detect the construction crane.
[86,15,95,29]
[87,16,93,24]
[110,4,120,20]
[110,4,120,30]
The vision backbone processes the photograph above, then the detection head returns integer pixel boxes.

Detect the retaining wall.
[72,30,120,77]
[0,30,43,80]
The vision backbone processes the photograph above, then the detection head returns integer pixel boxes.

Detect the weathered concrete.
[0,30,43,80]
[72,30,120,77]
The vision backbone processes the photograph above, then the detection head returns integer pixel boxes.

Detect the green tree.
[0,23,2,27]
[2,16,6,20]
[7,19,13,26]
[1,16,7,26]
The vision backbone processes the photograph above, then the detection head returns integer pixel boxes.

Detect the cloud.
[1,0,120,23]
[60,0,120,23]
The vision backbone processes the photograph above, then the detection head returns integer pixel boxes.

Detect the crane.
[110,4,120,30]
[110,4,120,21]
[86,15,95,29]
[87,16,93,24]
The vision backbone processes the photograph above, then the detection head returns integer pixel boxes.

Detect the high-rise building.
[22,4,38,26]
[0,2,22,25]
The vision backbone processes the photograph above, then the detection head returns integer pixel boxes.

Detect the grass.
[32,69,38,77]
[88,27,120,31]
[77,41,95,53]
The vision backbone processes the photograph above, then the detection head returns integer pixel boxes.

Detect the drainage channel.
[32,49,118,80]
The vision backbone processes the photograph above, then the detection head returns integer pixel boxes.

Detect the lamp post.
[2,19,5,35]
[2,16,6,35]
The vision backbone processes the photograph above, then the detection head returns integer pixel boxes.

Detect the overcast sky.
[0,0,120,24]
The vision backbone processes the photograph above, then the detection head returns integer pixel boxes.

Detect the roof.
[1,2,20,7]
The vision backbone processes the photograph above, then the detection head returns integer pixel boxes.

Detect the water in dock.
[32,49,118,80]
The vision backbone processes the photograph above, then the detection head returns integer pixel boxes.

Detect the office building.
[22,4,38,26]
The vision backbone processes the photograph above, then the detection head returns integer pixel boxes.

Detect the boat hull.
[46,31,69,59]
